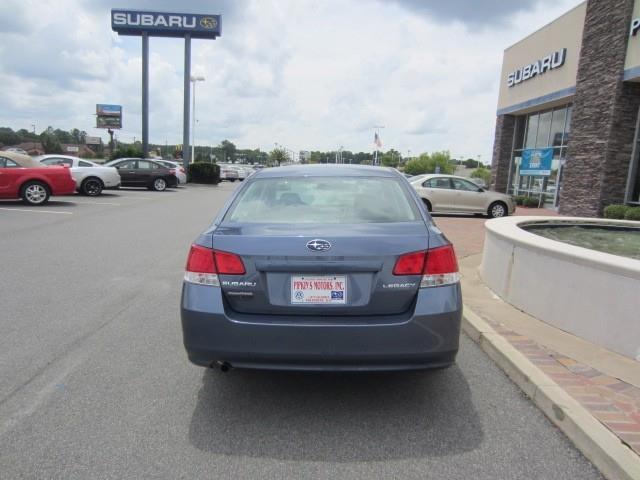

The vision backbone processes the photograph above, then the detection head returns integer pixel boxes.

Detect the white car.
[411,174,516,218]
[37,155,121,196]
[156,160,187,185]
[219,164,239,182]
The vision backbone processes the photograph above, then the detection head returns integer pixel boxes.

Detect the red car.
[0,151,76,205]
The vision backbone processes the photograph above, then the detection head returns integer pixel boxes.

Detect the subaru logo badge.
[306,239,331,252]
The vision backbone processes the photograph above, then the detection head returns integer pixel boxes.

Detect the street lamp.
[190,75,205,163]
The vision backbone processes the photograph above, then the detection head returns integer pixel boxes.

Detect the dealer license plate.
[291,275,347,305]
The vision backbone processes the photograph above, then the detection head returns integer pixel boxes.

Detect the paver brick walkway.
[434,208,640,457]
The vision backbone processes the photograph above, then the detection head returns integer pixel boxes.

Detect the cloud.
[388,0,545,26]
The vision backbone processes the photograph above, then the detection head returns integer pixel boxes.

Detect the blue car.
[181,164,462,372]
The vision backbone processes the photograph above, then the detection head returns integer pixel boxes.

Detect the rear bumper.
[181,283,462,371]
[52,180,77,196]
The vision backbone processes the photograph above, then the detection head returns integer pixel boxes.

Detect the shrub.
[110,145,142,160]
[624,207,640,221]
[514,195,526,206]
[603,204,630,219]
[188,162,220,184]
[523,197,540,208]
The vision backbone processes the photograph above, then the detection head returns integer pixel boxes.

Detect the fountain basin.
[480,216,640,360]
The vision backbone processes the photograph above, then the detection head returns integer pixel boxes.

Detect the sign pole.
[142,32,149,158]
[183,34,191,171]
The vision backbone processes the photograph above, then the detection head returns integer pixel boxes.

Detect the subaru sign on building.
[111,10,221,38]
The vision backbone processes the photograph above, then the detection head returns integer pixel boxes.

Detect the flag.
[374,132,382,149]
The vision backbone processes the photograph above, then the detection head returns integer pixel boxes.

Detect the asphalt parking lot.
[0,183,603,479]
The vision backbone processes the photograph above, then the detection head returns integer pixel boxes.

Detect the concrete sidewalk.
[433,210,640,479]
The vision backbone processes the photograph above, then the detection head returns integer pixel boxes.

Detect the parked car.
[219,165,239,182]
[36,155,121,196]
[410,174,515,218]
[0,151,76,205]
[155,159,187,185]
[103,158,178,191]
[181,164,461,372]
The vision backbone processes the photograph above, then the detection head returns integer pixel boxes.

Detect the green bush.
[523,197,540,208]
[110,145,143,160]
[188,162,220,184]
[513,195,526,206]
[623,207,640,221]
[603,204,630,219]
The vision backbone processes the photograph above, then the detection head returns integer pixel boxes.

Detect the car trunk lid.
[211,222,429,316]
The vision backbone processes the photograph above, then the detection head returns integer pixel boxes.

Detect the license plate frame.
[290,275,347,305]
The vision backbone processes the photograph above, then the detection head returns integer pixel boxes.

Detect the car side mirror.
[477,187,484,192]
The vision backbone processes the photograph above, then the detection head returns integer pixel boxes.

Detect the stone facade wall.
[560,0,637,217]
[490,114,515,192]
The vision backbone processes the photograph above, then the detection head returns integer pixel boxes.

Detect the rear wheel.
[81,177,103,196]
[422,198,432,212]
[21,181,50,206]
[488,201,507,218]
[151,177,167,191]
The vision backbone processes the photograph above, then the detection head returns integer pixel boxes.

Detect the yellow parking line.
[0,207,73,215]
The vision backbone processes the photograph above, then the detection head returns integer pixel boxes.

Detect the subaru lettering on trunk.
[181,164,462,372]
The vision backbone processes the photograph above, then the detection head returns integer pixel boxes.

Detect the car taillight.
[214,250,246,275]
[392,245,459,287]
[184,245,245,286]
[392,251,425,275]
[179,167,185,173]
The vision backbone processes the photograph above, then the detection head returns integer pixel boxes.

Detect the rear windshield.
[224,176,420,224]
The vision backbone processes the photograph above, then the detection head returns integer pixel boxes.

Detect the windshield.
[224,176,421,224]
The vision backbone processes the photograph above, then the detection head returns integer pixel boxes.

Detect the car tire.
[488,201,508,218]
[229,179,237,182]
[81,177,103,196]
[422,198,432,212]
[21,181,50,206]
[152,177,167,192]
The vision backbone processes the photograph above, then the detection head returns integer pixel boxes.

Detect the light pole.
[190,75,205,163]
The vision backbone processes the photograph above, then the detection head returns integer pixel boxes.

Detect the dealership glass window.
[550,108,567,147]
[535,111,552,148]
[508,104,572,208]
[524,114,539,149]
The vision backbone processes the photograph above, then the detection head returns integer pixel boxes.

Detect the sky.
[0,0,583,162]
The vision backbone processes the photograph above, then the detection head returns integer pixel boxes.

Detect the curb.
[462,305,640,480]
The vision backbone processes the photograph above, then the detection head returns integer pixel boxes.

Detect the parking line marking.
[0,207,73,215]
[56,201,122,206]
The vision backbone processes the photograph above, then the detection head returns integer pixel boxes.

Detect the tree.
[403,151,455,175]
[471,166,491,184]
[269,148,288,166]
[464,158,479,169]
[0,127,21,147]
[110,144,143,160]
[218,139,236,163]
[380,149,401,168]
[41,134,63,154]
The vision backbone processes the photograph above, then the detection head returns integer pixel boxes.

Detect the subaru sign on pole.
[520,148,554,176]
[111,11,221,38]
[111,9,221,167]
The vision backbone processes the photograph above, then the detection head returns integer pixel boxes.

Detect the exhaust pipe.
[214,361,231,372]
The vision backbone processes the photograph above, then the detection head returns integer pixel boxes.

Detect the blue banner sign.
[111,10,221,39]
[520,148,553,176]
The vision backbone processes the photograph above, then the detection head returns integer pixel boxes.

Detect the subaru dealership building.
[491,0,640,216]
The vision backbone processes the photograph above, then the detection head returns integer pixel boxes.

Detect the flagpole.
[373,125,385,166]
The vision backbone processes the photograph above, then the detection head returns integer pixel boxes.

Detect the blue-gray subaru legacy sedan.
[181,164,462,372]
